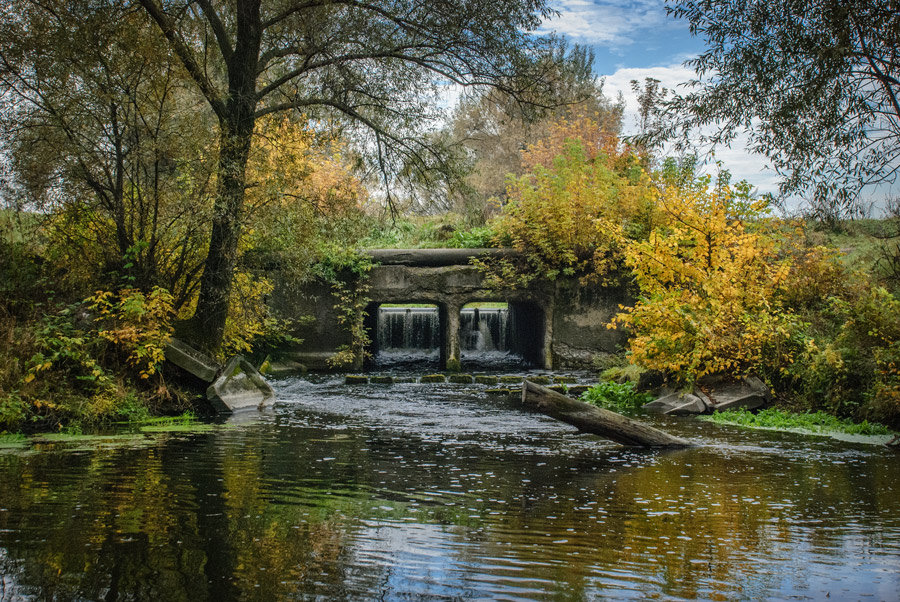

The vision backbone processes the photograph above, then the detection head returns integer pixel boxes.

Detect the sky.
[538,0,783,196]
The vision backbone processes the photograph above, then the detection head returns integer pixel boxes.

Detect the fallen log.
[521,380,691,448]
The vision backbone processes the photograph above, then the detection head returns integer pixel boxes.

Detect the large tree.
[134,0,559,351]
[449,43,623,213]
[654,0,900,219]
[0,0,215,306]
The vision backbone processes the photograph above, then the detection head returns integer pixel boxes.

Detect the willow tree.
[654,0,900,220]
[134,0,559,351]
[0,0,215,306]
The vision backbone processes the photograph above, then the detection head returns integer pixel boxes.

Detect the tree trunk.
[188,118,254,352]
[187,0,262,353]
[521,380,691,447]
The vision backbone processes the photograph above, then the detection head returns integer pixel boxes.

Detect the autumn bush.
[480,118,656,288]
[488,127,900,427]
[612,177,803,382]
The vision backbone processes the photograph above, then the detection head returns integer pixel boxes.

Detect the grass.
[701,407,895,436]
[358,215,496,249]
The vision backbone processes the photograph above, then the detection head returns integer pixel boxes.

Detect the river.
[0,375,898,600]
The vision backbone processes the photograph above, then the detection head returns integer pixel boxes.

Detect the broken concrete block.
[206,355,275,413]
[704,378,769,412]
[643,392,709,415]
[643,392,685,413]
[165,338,220,383]
[743,375,773,401]
[713,393,767,412]
[666,394,710,415]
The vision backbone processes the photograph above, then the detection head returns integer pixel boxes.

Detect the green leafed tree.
[0,0,215,307]
[133,0,562,351]
[653,0,900,221]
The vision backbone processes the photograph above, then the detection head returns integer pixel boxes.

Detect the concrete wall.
[268,249,628,371]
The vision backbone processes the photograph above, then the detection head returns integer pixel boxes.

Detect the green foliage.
[580,381,654,414]
[0,290,191,432]
[702,408,894,437]
[89,287,174,379]
[311,247,375,369]
[658,1,899,220]
[359,216,496,250]
[784,281,900,425]
[447,226,495,249]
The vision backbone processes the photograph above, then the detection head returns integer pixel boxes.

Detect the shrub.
[612,180,802,382]
[90,287,174,379]
[482,137,655,288]
[580,380,654,413]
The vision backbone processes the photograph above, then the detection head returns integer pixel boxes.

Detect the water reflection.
[0,377,898,600]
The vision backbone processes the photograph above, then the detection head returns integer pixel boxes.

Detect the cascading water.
[373,305,525,370]
[374,307,441,369]
[459,306,521,370]
[459,307,509,351]
[379,307,440,350]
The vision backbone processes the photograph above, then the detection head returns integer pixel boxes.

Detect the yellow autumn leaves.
[611,182,800,382]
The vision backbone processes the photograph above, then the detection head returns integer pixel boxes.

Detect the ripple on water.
[0,375,897,600]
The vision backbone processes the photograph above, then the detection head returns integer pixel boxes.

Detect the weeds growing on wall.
[311,246,375,368]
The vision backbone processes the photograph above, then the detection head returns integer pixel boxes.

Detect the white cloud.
[600,63,696,130]
[540,0,677,49]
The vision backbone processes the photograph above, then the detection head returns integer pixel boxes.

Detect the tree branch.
[136,0,226,119]
[195,0,233,62]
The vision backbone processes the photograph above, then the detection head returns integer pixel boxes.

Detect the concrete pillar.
[542,303,554,370]
[441,301,462,372]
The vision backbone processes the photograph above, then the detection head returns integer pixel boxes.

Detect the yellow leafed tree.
[179,116,366,356]
[486,116,656,287]
[613,180,800,382]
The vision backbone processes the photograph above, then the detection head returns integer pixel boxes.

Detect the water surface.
[1,376,898,600]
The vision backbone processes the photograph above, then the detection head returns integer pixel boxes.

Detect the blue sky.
[539,0,782,195]
[541,0,702,74]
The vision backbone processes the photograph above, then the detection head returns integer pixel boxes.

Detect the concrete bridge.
[270,249,628,371]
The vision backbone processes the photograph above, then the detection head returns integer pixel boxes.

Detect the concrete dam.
[270,249,629,371]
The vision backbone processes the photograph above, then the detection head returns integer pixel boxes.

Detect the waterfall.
[373,305,521,370]
[459,308,510,351]
[377,307,439,350]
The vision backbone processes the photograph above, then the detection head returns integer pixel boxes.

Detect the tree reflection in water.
[0,381,898,600]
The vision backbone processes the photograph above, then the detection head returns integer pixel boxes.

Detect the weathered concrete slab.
[206,355,275,413]
[703,375,771,412]
[667,394,710,415]
[366,248,513,266]
[164,338,220,383]
[712,392,767,412]
[643,392,710,415]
